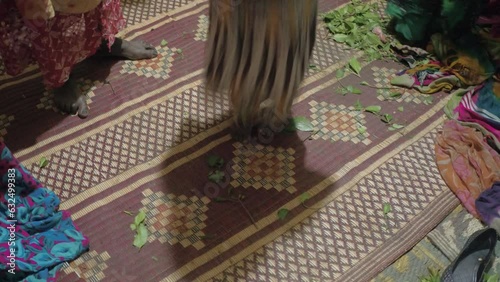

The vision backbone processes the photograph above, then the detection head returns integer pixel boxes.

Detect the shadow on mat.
[2,57,119,154]
[137,116,329,280]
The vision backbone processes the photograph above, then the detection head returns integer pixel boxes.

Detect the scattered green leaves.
[160,39,168,47]
[285,116,314,132]
[277,208,289,220]
[323,0,393,62]
[39,157,49,168]
[398,106,404,112]
[130,211,148,249]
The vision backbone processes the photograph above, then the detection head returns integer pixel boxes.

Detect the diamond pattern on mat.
[194,15,209,41]
[309,100,371,145]
[210,129,446,281]
[63,250,111,280]
[120,46,177,79]
[141,189,210,250]
[29,145,101,200]
[372,66,427,104]
[37,78,101,112]
[120,0,193,26]
[306,26,357,76]
[79,85,230,181]
[0,114,14,141]
[230,142,297,193]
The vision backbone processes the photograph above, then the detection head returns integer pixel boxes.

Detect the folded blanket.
[0,142,89,281]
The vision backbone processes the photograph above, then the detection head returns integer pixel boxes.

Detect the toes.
[148,49,158,59]
[74,96,89,119]
[140,41,155,49]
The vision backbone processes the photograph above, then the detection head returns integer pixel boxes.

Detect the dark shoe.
[441,228,497,282]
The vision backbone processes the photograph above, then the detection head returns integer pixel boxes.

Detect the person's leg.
[99,38,158,60]
[205,0,318,138]
[33,0,157,118]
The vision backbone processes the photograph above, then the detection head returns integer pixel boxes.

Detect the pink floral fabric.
[0,0,125,88]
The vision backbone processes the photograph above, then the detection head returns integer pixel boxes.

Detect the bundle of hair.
[205,0,318,137]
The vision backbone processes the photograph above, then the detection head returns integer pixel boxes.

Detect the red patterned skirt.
[0,0,125,88]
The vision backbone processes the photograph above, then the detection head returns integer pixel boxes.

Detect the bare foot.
[53,76,89,119]
[100,38,158,60]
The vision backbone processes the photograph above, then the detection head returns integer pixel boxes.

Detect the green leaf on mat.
[123,211,134,216]
[332,34,349,43]
[354,100,364,111]
[207,155,224,168]
[336,69,345,78]
[160,39,168,47]
[383,203,392,216]
[309,64,319,71]
[348,58,362,75]
[364,105,381,114]
[357,126,367,134]
[348,86,362,94]
[422,96,434,105]
[398,106,404,112]
[389,124,405,131]
[39,157,49,168]
[130,223,137,231]
[360,81,369,86]
[277,208,289,220]
[381,114,393,123]
[208,170,225,183]
[286,116,314,132]
[133,224,149,249]
[419,268,441,282]
[300,192,311,203]
[134,211,146,226]
[389,92,402,98]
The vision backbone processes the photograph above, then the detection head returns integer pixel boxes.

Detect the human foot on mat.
[53,76,90,119]
[100,38,158,60]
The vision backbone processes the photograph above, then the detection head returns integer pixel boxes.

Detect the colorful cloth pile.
[386,1,500,227]
[0,142,89,281]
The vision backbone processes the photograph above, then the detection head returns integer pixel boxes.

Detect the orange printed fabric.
[435,120,500,217]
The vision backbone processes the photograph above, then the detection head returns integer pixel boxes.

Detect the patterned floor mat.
[0,0,459,281]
